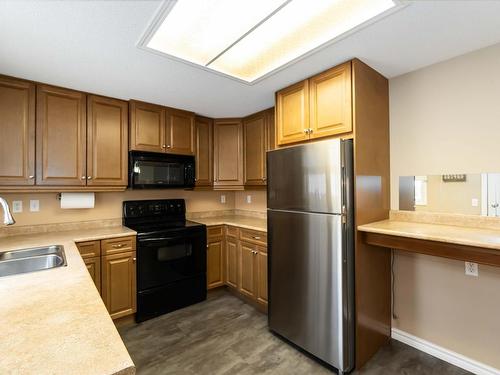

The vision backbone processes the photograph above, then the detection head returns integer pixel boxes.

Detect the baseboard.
[391,328,500,375]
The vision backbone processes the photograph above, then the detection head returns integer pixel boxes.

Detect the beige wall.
[2,190,235,227]
[234,190,267,212]
[390,42,500,367]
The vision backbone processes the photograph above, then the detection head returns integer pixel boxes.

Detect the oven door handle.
[139,237,180,242]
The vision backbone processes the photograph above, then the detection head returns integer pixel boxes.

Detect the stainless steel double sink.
[0,245,67,277]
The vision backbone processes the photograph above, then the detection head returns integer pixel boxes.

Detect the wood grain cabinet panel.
[276,80,309,146]
[309,62,352,138]
[194,116,213,187]
[166,108,195,155]
[87,95,128,186]
[226,236,239,289]
[243,112,267,186]
[0,76,35,185]
[36,85,86,186]
[102,251,137,319]
[76,240,101,259]
[256,248,268,306]
[239,241,256,298]
[207,240,224,289]
[84,256,101,294]
[129,100,165,153]
[101,236,136,255]
[213,119,243,188]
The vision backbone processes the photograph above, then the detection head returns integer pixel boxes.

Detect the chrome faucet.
[0,197,15,225]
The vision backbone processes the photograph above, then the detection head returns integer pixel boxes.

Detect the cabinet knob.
[81,176,86,180]
[162,144,166,148]
[303,129,309,134]
[29,175,34,179]
[309,128,313,134]
[252,236,261,240]
[167,145,171,148]
[87,176,92,180]
[132,257,136,262]
[112,244,124,248]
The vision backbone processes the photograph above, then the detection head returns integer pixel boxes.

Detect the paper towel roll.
[60,193,95,209]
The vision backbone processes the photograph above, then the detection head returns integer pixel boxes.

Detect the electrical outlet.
[220,194,226,204]
[30,200,40,212]
[12,200,22,213]
[471,198,479,207]
[246,195,252,204]
[465,262,478,277]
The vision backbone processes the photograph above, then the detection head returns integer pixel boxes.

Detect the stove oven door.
[136,227,207,322]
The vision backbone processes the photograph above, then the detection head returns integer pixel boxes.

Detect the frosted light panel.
[146,0,396,82]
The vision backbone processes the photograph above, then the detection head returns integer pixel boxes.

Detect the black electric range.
[123,199,207,322]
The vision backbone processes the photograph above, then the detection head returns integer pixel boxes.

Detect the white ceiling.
[1,0,500,118]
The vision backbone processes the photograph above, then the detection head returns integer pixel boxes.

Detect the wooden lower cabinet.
[225,236,239,289]
[84,256,101,294]
[76,236,137,320]
[102,251,137,320]
[207,239,224,289]
[206,226,267,310]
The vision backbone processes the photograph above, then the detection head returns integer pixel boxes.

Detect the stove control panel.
[123,199,186,218]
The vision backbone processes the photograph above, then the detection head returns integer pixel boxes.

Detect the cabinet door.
[87,95,128,186]
[213,119,243,188]
[84,256,102,295]
[194,116,213,187]
[309,62,352,139]
[265,108,275,152]
[276,80,309,146]
[102,251,136,319]
[243,112,266,186]
[36,85,86,186]
[166,108,195,155]
[239,242,256,298]
[0,77,35,185]
[226,236,238,289]
[256,247,268,306]
[207,240,224,289]
[129,100,165,153]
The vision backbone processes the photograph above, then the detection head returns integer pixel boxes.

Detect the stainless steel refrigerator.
[267,138,355,373]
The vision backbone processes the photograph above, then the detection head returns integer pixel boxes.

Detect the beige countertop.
[358,220,500,251]
[0,226,136,375]
[191,215,267,232]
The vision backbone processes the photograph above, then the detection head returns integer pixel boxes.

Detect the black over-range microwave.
[129,151,195,189]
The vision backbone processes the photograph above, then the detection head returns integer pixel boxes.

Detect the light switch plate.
[220,195,226,204]
[246,195,252,204]
[12,200,22,213]
[30,200,40,212]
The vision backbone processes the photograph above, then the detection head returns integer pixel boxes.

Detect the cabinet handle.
[87,176,92,180]
[132,257,136,262]
[112,244,125,248]
[162,144,166,148]
[309,128,313,134]
[252,236,261,240]
[167,145,171,148]
[81,176,86,180]
[303,129,309,134]
[28,175,34,179]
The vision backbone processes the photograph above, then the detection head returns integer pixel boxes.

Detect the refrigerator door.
[267,139,342,214]
[268,209,351,371]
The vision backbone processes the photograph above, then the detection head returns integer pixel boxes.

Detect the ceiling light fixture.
[141,0,399,83]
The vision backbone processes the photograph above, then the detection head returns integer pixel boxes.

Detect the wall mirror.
[399,173,500,216]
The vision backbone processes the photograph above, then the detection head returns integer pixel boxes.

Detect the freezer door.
[267,139,342,214]
[268,209,352,371]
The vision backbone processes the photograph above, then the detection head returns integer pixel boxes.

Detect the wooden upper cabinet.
[194,116,213,187]
[309,62,352,139]
[36,85,86,186]
[243,111,267,186]
[87,95,128,186]
[129,100,165,153]
[0,76,35,185]
[276,80,309,146]
[166,108,195,155]
[213,119,243,188]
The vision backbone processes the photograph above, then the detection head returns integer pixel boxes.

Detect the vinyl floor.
[119,289,471,375]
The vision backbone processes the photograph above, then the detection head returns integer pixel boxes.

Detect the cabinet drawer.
[207,225,223,241]
[101,236,136,255]
[226,225,239,238]
[240,229,267,247]
[76,240,101,259]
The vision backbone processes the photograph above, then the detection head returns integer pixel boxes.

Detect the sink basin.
[0,245,66,277]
